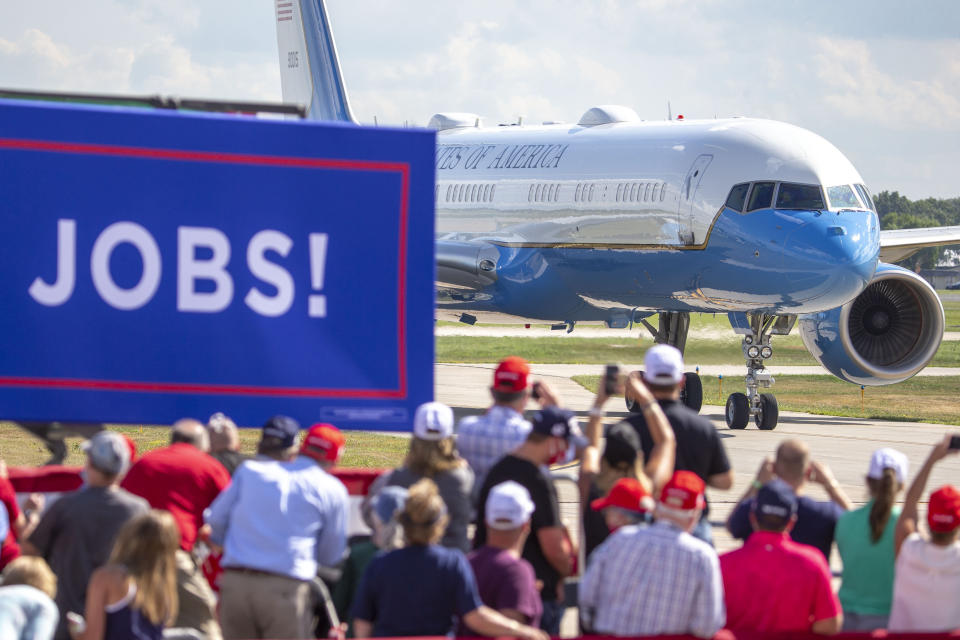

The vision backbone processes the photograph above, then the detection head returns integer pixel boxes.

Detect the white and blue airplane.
[276,0,960,430]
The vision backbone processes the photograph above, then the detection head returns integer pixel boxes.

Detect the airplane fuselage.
[435,115,880,323]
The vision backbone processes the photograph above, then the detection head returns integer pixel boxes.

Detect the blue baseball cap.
[531,406,577,440]
[261,415,300,448]
[752,479,798,529]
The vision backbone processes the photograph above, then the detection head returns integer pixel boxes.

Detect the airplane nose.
[782,210,878,306]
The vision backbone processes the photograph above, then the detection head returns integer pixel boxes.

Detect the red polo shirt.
[121,443,230,551]
[720,530,839,632]
[0,475,21,569]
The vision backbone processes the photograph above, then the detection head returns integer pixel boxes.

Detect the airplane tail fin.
[275,0,357,123]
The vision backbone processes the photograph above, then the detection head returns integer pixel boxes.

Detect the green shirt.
[836,501,901,615]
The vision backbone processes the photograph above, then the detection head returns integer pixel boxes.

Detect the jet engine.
[799,263,944,386]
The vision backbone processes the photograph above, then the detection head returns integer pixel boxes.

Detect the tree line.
[876,191,960,270]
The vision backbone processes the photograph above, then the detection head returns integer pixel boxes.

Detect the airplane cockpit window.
[854,184,876,212]
[826,184,862,210]
[746,181,775,212]
[724,183,750,212]
[776,183,825,210]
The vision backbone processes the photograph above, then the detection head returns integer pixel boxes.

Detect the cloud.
[0,26,279,102]
[0,29,133,92]
[814,37,960,131]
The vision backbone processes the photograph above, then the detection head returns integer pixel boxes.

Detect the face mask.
[547,440,568,466]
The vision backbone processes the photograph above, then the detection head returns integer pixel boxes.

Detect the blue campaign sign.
[0,99,435,430]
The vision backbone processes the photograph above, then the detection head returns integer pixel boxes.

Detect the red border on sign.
[0,137,410,399]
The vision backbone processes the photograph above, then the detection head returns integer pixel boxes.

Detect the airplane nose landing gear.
[725,313,795,430]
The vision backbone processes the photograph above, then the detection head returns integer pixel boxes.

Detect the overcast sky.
[1,1,958,199]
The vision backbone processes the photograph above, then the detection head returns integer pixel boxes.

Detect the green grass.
[0,423,408,469]
[437,335,960,366]
[944,298,960,330]
[573,374,960,426]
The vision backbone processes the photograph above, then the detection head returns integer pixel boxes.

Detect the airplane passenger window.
[775,183,825,210]
[588,184,595,202]
[629,184,637,202]
[575,184,582,202]
[616,184,623,202]
[490,185,496,200]
[644,184,651,202]
[652,183,660,201]
[472,184,479,202]
[660,183,666,201]
[554,185,560,202]
[446,185,453,202]
[855,184,876,212]
[826,184,862,210]
[746,181,775,212]
[535,184,542,201]
[724,183,749,212]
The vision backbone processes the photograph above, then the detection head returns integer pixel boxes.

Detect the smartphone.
[604,364,621,395]
[531,381,542,400]
[949,435,960,450]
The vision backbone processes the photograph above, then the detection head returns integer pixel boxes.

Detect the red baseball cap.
[928,485,960,533]
[591,478,653,514]
[659,470,706,511]
[300,423,346,464]
[493,356,530,392]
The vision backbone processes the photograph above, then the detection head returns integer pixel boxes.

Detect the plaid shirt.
[580,521,725,638]
[456,405,531,485]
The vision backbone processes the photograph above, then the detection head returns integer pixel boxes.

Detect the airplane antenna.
[667,101,672,120]
[517,115,524,126]
[374,115,378,126]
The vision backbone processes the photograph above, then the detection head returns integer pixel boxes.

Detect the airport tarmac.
[436,362,960,557]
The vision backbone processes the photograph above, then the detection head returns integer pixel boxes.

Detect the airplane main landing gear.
[725,313,795,430]
[627,311,703,414]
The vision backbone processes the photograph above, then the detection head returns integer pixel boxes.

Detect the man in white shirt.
[206,416,349,640]
[889,434,960,632]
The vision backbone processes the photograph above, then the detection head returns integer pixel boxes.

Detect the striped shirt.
[580,521,725,638]
[456,406,531,485]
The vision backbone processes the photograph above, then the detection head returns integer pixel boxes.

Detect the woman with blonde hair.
[351,479,546,640]
[363,402,474,551]
[0,555,59,639]
[835,448,908,631]
[70,510,179,640]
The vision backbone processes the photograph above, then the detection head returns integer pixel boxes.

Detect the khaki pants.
[175,549,223,640]
[219,569,314,640]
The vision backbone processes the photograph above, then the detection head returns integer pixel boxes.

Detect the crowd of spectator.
[0,346,958,640]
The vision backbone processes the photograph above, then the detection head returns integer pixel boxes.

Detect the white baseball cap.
[485,481,535,530]
[82,431,131,476]
[643,344,685,385]
[867,448,909,484]
[413,402,454,441]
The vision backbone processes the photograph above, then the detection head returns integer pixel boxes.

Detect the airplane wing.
[879,225,960,263]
